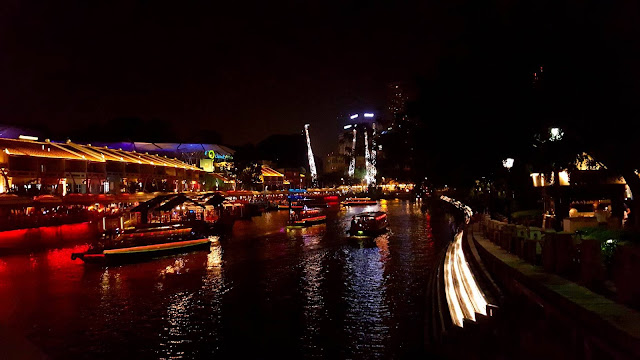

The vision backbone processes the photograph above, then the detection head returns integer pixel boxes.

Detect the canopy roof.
[90,142,235,156]
[261,166,284,177]
[0,137,201,171]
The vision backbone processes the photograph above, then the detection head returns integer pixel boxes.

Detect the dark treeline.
[403,0,640,189]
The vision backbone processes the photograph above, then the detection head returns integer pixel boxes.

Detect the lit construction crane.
[348,127,357,178]
[304,124,318,187]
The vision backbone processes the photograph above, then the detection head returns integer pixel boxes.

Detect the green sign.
[204,150,233,161]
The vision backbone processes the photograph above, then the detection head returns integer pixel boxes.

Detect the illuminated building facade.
[529,153,630,231]
[0,137,203,195]
[387,82,410,127]
[280,168,309,189]
[260,166,285,190]
[90,142,235,174]
[328,112,378,184]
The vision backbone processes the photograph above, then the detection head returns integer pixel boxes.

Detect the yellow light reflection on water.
[207,245,223,269]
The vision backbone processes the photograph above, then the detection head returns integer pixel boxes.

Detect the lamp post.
[502,158,514,172]
[503,158,514,222]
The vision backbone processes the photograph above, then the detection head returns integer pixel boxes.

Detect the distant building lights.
[350,114,359,119]
[343,124,352,130]
[364,113,374,118]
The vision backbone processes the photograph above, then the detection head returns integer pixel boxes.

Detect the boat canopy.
[128,194,177,213]
[155,194,205,212]
[354,211,387,219]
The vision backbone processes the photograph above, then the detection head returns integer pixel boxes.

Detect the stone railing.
[479,214,640,309]
[481,215,591,279]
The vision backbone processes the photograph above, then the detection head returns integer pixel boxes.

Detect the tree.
[231,143,262,190]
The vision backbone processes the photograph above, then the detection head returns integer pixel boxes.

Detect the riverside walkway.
[470,221,640,359]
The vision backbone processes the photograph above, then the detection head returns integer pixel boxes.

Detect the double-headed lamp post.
[503,158,514,222]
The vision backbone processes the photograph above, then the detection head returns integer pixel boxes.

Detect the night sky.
[0,1,440,155]
[1,1,639,158]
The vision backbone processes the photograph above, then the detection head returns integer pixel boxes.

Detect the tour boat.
[341,197,377,206]
[286,208,327,228]
[71,224,217,264]
[347,211,389,236]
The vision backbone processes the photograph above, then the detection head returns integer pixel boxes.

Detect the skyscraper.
[387,82,409,128]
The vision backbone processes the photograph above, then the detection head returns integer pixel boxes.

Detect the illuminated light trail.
[444,237,465,327]
[444,231,487,327]
[304,124,318,187]
[348,128,356,178]
[441,196,488,327]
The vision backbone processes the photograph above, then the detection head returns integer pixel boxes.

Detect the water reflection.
[161,291,195,358]
[0,200,449,359]
[343,232,390,357]
[160,258,186,276]
[300,224,327,357]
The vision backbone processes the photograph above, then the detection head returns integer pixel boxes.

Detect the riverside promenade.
[469,220,640,359]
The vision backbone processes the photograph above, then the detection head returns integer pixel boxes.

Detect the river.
[0,200,454,359]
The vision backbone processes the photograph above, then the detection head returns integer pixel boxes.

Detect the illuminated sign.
[204,150,233,161]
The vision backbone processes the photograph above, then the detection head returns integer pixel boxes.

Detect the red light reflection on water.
[47,245,90,269]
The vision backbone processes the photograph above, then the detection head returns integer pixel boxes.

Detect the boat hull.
[341,201,377,206]
[286,215,327,228]
[278,205,304,210]
[71,238,215,264]
[347,227,388,237]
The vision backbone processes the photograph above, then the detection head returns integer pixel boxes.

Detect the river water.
[0,200,454,359]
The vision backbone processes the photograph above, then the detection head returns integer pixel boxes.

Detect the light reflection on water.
[300,224,327,357]
[343,231,390,358]
[0,200,449,359]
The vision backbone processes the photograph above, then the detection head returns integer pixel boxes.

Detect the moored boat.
[341,197,377,206]
[347,211,388,236]
[286,208,327,228]
[71,224,217,264]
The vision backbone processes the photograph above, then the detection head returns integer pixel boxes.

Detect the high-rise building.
[325,112,378,184]
[387,82,409,127]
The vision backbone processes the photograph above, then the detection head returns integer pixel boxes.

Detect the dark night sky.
[2,1,639,160]
[0,1,441,155]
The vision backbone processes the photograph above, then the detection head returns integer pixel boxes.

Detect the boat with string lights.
[341,197,377,206]
[347,211,388,236]
[277,201,304,210]
[286,208,327,229]
[70,224,218,264]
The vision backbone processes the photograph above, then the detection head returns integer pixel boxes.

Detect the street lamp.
[502,158,514,222]
[502,158,514,171]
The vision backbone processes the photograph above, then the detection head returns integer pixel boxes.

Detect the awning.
[155,194,205,212]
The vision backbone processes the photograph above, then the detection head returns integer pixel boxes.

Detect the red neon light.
[0,222,94,249]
